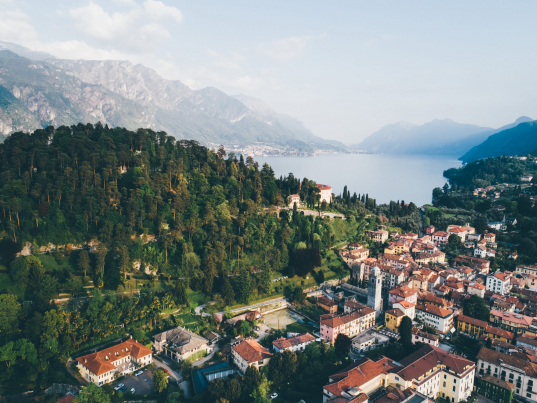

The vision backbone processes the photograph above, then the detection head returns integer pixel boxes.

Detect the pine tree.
[220,275,235,305]
[238,268,251,304]
[78,250,90,277]
[174,278,188,305]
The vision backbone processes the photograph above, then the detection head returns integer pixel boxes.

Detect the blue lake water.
[257,153,462,206]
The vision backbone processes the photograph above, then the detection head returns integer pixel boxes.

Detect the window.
[453,387,456,392]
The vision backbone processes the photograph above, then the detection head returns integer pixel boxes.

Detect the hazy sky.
[1,0,536,143]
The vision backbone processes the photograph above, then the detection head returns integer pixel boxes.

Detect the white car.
[130,388,135,393]
[270,393,278,399]
[114,383,125,390]
[134,370,143,376]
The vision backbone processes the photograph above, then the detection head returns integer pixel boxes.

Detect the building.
[367,266,383,317]
[478,375,514,403]
[153,326,211,362]
[457,315,514,343]
[393,301,415,320]
[317,184,333,203]
[76,338,153,386]
[484,233,497,243]
[467,282,486,298]
[320,308,376,343]
[516,265,537,276]
[388,286,418,307]
[322,344,475,403]
[288,194,300,208]
[521,175,534,182]
[352,330,390,353]
[411,328,439,347]
[370,229,389,243]
[272,333,317,353]
[486,272,512,296]
[516,336,537,351]
[192,362,237,395]
[344,299,367,314]
[425,225,436,235]
[231,338,272,374]
[477,347,537,401]
[317,296,339,313]
[385,308,406,333]
[415,304,454,334]
[432,231,449,246]
[490,310,534,335]
[454,255,490,273]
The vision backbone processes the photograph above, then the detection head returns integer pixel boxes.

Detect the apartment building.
[320,307,376,343]
[415,305,454,334]
[477,347,537,401]
[486,272,512,296]
[490,310,534,335]
[322,344,475,403]
[272,333,317,353]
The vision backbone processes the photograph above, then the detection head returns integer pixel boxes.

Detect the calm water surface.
[257,154,462,206]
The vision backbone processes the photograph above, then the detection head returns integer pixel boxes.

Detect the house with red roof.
[317,184,332,203]
[232,338,272,374]
[76,337,152,386]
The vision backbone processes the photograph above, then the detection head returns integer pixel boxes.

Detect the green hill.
[461,120,537,162]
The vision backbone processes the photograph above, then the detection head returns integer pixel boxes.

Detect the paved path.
[192,345,220,367]
[153,357,181,382]
[179,380,192,399]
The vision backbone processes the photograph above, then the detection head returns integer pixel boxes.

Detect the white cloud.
[207,49,244,70]
[256,34,325,62]
[144,0,183,23]
[68,0,183,52]
[0,5,38,43]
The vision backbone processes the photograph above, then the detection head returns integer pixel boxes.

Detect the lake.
[257,154,462,206]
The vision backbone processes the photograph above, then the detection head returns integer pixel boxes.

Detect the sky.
[1,0,537,144]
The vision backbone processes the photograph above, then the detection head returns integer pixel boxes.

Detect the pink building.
[319,309,375,343]
[317,184,332,204]
[288,194,300,207]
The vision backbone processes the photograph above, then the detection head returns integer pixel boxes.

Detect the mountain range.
[353,116,536,160]
[0,41,342,155]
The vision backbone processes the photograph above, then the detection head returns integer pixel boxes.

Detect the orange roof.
[416,304,453,318]
[493,272,512,281]
[432,231,449,237]
[233,338,272,363]
[457,314,488,329]
[487,326,514,340]
[76,339,152,376]
[389,286,417,298]
[317,184,332,190]
[273,333,316,350]
[449,228,467,233]
[396,300,415,309]
[469,282,485,290]
[491,310,533,326]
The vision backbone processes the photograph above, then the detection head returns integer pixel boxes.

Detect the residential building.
[468,282,486,298]
[521,175,534,182]
[432,231,449,246]
[153,326,211,362]
[425,225,436,235]
[525,274,537,292]
[479,376,514,403]
[388,286,418,307]
[477,347,537,401]
[484,233,497,243]
[393,301,415,320]
[409,275,429,292]
[516,265,537,276]
[288,194,300,208]
[411,328,439,347]
[475,245,497,258]
[76,338,153,386]
[490,310,534,335]
[487,326,515,343]
[414,251,446,265]
[454,255,490,273]
[516,336,537,351]
[320,308,376,343]
[486,272,512,296]
[385,308,406,333]
[322,344,475,403]
[370,229,389,243]
[231,338,272,374]
[317,184,333,203]
[317,296,339,313]
[415,304,454,334]
[352,330,390,353]
[447,226,475,242]
[457,315,488,338]
[344,299,367,314]
[272,333,317,353]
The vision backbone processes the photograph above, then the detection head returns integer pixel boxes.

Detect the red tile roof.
[457,314,488,329]
[477,347,537,377]
[389,286,417,298]
[272,333,316,350]
[76,339,152,376]
[416,304,453,318]
[233,338,272,363]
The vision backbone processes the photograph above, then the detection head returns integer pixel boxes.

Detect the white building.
[272,333,317,353]
[412,328,439,347]
[351,330,390,353]
[393,300,416,320]
[288,194,300,208]
[415,304,454,334]
[474,245,496,258]
[486,272,512,296]
[231,338,272,374]
[76,338,153,386]
[477,347,537,401]
[323,344,475,403]
[317,184,332,203]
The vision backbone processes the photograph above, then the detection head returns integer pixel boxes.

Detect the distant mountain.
[460,119,537,163]
[0,45,340,154]
[433,116,534,157]
[0,40,54,61]
[352,119,492,155]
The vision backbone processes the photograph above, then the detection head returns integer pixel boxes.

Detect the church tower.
[367,266,382,318]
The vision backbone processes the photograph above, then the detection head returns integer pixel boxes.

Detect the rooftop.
[477,347,537,377]
[233,338,272,363]
[272,333,316,350]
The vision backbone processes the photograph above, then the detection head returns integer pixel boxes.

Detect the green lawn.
[0,272,25,300]
[37,254,76,273]
[187,289,206,308]
[286,321,316,334]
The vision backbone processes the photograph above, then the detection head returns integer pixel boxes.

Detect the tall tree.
[399,316,413,347]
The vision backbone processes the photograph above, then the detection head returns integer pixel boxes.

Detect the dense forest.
[443,156,537,188]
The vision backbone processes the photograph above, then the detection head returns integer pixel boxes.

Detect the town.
[1,126,537,403]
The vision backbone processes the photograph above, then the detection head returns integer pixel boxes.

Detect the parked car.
[134,370,143,376]
[130,388,135,393]
[114,383,125,391]
[270,393,278,399]
[119,387,127,392]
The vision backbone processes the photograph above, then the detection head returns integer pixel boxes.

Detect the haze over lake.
[258,154,462,206]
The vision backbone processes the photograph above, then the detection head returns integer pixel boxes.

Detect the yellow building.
[457,315,488,338]
[385,308,406,333]
[487,326,514,343]
[490,310,533,335]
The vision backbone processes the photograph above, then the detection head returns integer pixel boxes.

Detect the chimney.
[130,335,133,339]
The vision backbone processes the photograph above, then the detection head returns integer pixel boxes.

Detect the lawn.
[37,253,76,273]
[285,321,316,334]
[0,272,25,300]
[187,289,206,308]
